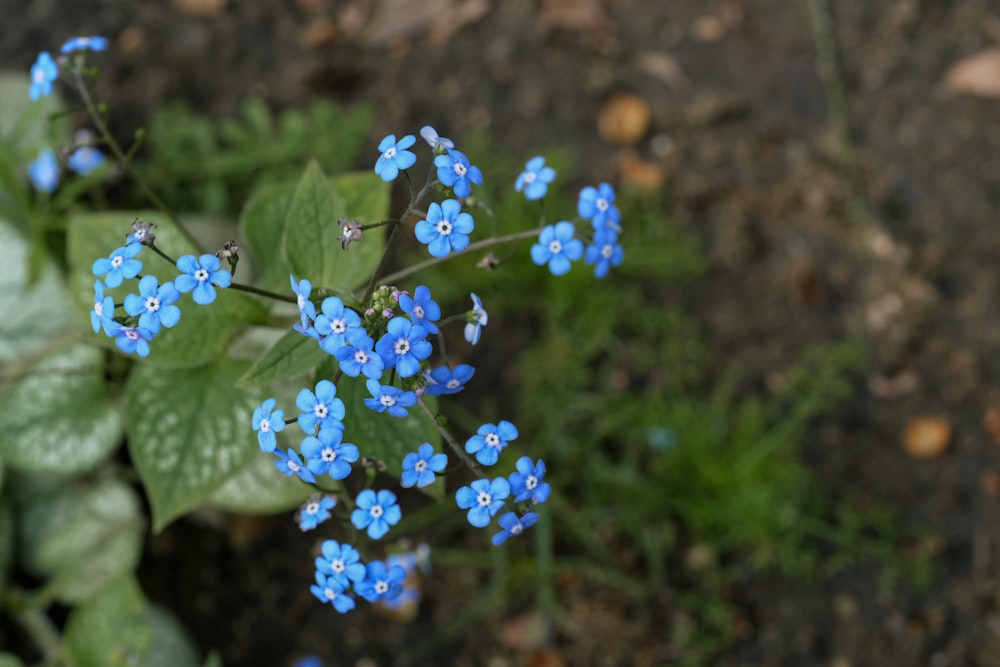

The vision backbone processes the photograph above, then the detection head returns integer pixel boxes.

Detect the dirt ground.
[7,0,1000,665]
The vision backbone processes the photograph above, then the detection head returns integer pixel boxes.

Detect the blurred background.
[5,0,1000,665]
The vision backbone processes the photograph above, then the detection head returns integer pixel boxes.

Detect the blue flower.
[334,327,384,379]
[419,125,454,151]
[355,560,406,603]
[464,292,488,345]
[585,227,624,278]
[113,325,154,358]
[515,156,556,200]
[290,274,317,333]
[375,317,432,378]
[508,456,551,504]
[315,540,366,589]
[364,379,418,418]
[309,572,355,613]
[67,146,105,175]
[301,427,359,480]
[455,477,510,528]
[492,511,539,546]
[126,219,157,246]
[298,495,336,531]
[273,448,316,483]
[29,147,59,192]
[401,443,447,488]
[531,221,583,276]
[296,380,346,434]
[252,398,285,452]
[415,199,474,258]
[351,489,401,540]
[175,254,232,305]
[434,149,482,198]
[123,274,181,334]
[92,243,142,289]
[465,420,519,466]
[424,364,475,396]
[577,183,622,231]
[60,36,109,53]
[398,285,441,334]
[91,280,116,335]
[29,52,58,100]
[374,134,417,182]
[315,296,362,354]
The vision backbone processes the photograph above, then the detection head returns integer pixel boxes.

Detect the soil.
[6,0,1000,665]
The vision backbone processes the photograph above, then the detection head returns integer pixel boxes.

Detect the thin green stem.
[71,69,201,251]
[375,227,543,287]
[228,282,297,303]
[417,398,484,479]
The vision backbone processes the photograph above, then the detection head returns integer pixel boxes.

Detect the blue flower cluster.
[310,539,429,613]
[88,220,232,357]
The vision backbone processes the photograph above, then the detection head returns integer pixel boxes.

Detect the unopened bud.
[128,218,157,246]
[338,216,364,250]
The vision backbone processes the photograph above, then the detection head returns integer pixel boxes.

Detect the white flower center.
[485,433,502,449]
[354,350,369,364]
[288,460,301,473]
[324,587,336,601]
[412,305,424,319]
[259,418,271,433]
[145,296,160,313]
[596,198,609,211]
[526,475,538,490]
[332,318,347,334]
[384,147,397,160]
[95,302,105,317]
[306,501,319,514]
[446,378,461,389]
[195,268,209,282]
[297,294,307,309]
[111,255,124,269]
[510,523,523,535]
[453,162,467,178]
[435,220,453,236]
[414,460,427,473]
[370,505,384,519]
[125,330,140,341]
[314,404,328,419]
[380,394,397,408]
[523,172,536,184]
[548,239,563,254]
[601,244,614,259]
[322,447,336,462]
[375,581,389,594]
[394,338,410,355]
[332,559,345,574]
[476,490,493,507]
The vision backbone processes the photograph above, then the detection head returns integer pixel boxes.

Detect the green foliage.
[135,98,373,215]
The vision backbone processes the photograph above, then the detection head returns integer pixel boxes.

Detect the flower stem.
[228,282,297,304]
[418,398,485,479]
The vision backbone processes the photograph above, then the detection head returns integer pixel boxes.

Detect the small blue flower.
[29,147,60,192]
[585,227,624,278]
[508,456,551,504]
[515,156,556,201]
[175,254,232,305]
[29,52,58,100]
[492,511,539,546]
[577,182,622,231]
[60,36,109,53]
[374,134,417,182]
[315,296,361,354]
[252,398,285,452]
[113,325,154,358]
[67,146,105,175]
[290,275,317,336]
[464,292,488,345]
[398,285,441,334]
[123,274,181,334]
[92,243,142,289]
[364,379,418,418]
[298,494,336,531]
[273,448,316,483]
[126,219,157,246]
[401,443,447,488]
[375,317,432,378]
[301,427,359,480]
[531,221,584,276]
[355,560,406,603]
[465,420,519,466]
[315,540,366,589]
[456,477,510,528]
[434,149,482,198]
[415,199,474,258]
[309,571,355,613]
[424,364,475,396]
[419,125,454,151]
[334,327,385,379]
[296,380,346,434]
[351,489,401,540]
[91,280,116,335]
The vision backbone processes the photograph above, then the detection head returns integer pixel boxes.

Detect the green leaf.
[236,327,326,387]
[16,476,144,604]
[239,181,297,293]
[146,605,202,667]
[208,444,311,514]
[0,72,69,153]
[283,165,388,294]
[65,576,153,667]
[67,211,268,368]
[127,359,264,531]
[0,218,74,361]
[0,653,25,667]
[0,342,123,474]
[341,377,440,477]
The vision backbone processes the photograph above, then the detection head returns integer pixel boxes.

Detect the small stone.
[902,416,951,459]
[598,93,651,146]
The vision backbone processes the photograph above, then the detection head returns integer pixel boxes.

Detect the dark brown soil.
[7,0,1000,665]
